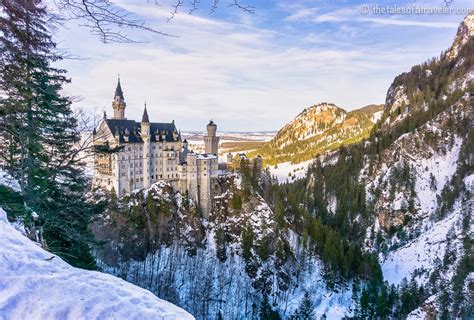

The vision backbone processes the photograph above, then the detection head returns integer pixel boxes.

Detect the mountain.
[0,204,193,320]
[447,12,474,60]
[250,103,383,165]
[303,12,473,318]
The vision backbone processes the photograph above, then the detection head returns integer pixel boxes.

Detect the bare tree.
[52,0,255,43]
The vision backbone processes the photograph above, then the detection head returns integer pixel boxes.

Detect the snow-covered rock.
[0,207,194,320]
[0,169,21,192]
[381,200,465,286]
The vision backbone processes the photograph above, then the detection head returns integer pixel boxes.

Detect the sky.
[54,0,472,131]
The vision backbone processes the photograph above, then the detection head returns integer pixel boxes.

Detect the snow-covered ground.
[0,207,194,320]
[381,200,465,286]
[268,160,313,183]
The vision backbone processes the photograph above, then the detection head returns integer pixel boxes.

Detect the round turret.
[207,120,217,136]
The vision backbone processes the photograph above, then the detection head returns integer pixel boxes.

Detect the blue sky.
[55,0,472,131]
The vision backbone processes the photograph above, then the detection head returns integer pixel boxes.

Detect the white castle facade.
[93,79,220,215]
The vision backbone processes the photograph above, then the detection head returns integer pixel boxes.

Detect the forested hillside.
[250,103,383,165]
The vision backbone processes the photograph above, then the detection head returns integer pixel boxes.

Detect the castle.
[92,78,220,215]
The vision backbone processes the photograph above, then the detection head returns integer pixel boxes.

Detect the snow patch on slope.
[381,200,465,286]
[269,160,312,183]
[0,169,20,192]
[413,136,462,216]
[0,207,194,320]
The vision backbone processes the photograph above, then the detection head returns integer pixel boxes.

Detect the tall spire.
[112,75,126,119]
[114,74,124,100]
[142,102,149,123]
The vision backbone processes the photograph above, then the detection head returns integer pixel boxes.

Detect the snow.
[269,160,313,183]
[413,137,462,215]
[0,169,21,192]
[381,202,464,286]
[196,154,217,160]
[371,110,383,123]
[0,207,194,320]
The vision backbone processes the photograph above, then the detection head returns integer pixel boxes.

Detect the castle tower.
[112,76,126,119]
[204,120,220,155]
[141,103,151,188]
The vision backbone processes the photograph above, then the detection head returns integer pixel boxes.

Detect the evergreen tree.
[0,0,104,268]
[290,292,316,319]
[241,226,254,263]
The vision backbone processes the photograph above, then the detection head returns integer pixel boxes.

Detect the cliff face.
[383,13,473,127]
[304,13,473,318]
[92,175,354,319]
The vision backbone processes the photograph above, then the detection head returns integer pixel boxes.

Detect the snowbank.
[0,208,194,320]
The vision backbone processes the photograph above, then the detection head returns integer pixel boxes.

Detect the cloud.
[54,1,462,131]
[358,17,458,28]
[285,7,320,21]
[306,6,459,29]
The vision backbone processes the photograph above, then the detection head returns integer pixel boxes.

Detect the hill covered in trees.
[250,103,383,165]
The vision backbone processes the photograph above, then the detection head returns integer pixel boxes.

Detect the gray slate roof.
[114,79,124,100]
[104,119,179,143]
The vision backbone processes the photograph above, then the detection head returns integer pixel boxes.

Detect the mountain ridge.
[250,102,384,165]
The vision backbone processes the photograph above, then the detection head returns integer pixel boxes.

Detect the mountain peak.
[446,12,474,59]
[299,102,343,116]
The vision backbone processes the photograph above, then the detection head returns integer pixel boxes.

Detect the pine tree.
[0,0,105,268]
[290,292,316,319]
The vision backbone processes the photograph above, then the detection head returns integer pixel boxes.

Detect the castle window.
[131,178,134,183]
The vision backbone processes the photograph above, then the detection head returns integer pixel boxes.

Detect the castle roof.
[207,120,216,126]
[114,77,124,100]
[104,119,179,143]
[141,104,149,123]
